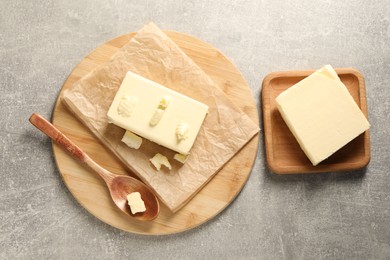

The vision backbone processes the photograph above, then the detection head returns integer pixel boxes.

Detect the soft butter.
[276,65,370,166]
[107,71,208,155]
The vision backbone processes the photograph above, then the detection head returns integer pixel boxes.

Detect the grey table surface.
[1,0,389,259]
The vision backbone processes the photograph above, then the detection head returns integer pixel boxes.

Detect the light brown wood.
[262,68,370,174]
[52,31,259,234]
[30,113,159,221]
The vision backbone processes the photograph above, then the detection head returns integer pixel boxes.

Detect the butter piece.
[107,71,208,155]
[174,153,188,164]
[158,95,171,109]
[117,95,138,117]
[176,122,189,141]
[126,192,146,214]
[276,65,370,166]
[121,131,142,149]
[150,153,172,171]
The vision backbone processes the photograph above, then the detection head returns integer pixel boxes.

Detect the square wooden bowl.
[262,68,370,174]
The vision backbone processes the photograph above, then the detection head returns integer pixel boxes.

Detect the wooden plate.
[262,68,370,174]
[52,31,259,235]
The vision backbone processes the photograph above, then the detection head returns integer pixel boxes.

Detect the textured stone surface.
[1,0,390,259]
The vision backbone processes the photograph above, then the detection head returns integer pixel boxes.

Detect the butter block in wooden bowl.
[262,67,370,174]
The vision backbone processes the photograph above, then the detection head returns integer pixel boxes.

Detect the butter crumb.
[176,122,189,141]
[117,95,138,117]
[158,95,171,109]
[149,109,165,126]
[150,153,172,171]
[149,96,172,126]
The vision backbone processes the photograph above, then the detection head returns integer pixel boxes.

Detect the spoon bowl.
[29,113,160,221]
[109,175,160,220]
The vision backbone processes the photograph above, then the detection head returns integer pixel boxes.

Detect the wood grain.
[262,68,370,174]
[52,31,259,235]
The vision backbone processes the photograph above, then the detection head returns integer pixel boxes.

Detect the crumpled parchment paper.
[62,22,259,212]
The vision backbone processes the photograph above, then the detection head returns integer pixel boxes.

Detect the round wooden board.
[52,31,259,235]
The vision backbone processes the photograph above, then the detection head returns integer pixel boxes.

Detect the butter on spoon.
[29,113,159,221]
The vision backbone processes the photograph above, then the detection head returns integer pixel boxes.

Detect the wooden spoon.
[29,113,159,221]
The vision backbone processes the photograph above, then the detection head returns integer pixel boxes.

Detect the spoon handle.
[29,113,114,183]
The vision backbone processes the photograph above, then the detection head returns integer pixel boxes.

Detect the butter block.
[276,65,370,166]
[107,71,208,155]
[126,192,146,214]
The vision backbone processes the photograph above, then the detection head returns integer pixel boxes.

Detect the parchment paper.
[62,22,259,212]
